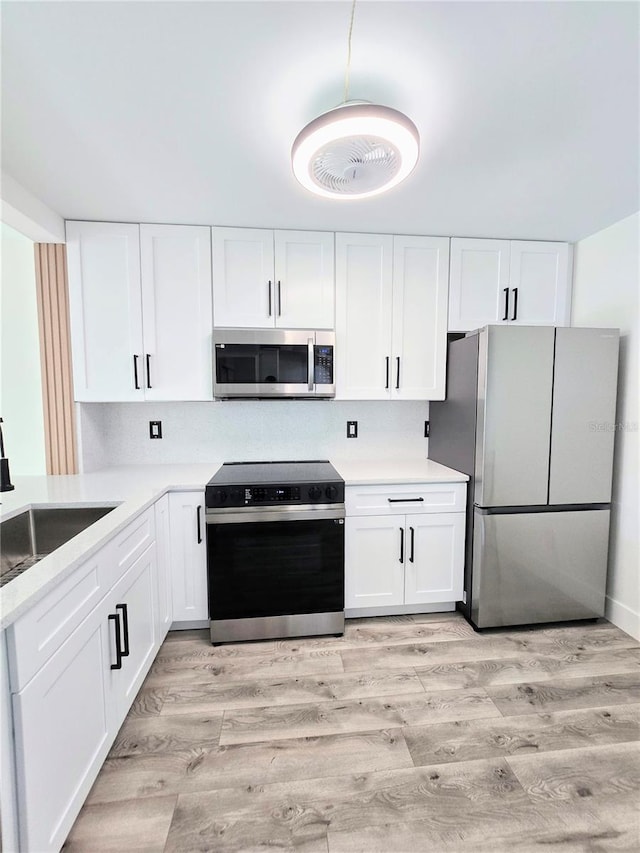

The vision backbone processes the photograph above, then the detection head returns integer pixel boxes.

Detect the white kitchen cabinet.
[12,607,115,853]
[335,233,449,400]
[66,221,213,401]
[140,224,213,401]
[154,493,173,640]
[67,221,143,402]
[169,491,209,623]
[108,544,158,724]
[345,482,465,614]
[212,227,335,329]
[448,237,571,331]
[6,506,161,853]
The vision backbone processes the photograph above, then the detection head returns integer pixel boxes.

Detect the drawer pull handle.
[388,497,424,503]
[108,613,123,670]
[116,603,130,658]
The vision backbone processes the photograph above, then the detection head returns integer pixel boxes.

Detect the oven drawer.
[345,482,466,516]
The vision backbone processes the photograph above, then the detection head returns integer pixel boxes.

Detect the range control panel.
[206,481,344,508]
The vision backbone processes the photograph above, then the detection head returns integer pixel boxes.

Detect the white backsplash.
[77,400,430,471]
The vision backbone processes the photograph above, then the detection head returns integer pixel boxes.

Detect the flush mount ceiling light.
[291,1,420,200]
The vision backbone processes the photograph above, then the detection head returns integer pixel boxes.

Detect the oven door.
[213,329,335,398]
[207,508,344,624]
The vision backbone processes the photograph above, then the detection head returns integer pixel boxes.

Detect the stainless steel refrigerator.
[429,325,619,629]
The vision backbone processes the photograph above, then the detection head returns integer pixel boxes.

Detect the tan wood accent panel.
[34,243,77,474]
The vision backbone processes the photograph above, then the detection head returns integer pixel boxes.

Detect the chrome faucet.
[0,417,15,492]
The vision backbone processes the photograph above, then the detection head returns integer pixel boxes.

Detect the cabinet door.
[274,230,335,329]
[335,233,393,399]
[404,513,465,605]
[509,241,571,326]
[13,608,115,853]
[392,236,450,400]
[154,493,172,642]
[345,515,405,609]
[66,221,144,401]
[140,224,213,400]
[212,227,275,327]
[448,238,510,332]
[169,492,208,622]
[109,544,158,723]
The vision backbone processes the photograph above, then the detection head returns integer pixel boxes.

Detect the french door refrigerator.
[429,325,619,629]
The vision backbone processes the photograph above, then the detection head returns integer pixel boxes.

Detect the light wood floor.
[63,613,640,852]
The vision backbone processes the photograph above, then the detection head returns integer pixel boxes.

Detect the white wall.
[572,211,639,639]
[0,223,46,475]
[77,400,430,471]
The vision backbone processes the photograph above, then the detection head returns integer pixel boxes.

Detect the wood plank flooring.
[63,613,640,852]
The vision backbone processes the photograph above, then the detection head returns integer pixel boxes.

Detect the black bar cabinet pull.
[133,355,140,390]
[502,287,510,321]
[511,287,519,321]
[145,354,152,389]
[388,497,424,503]
[385,357,390,389]
[115,603,130,657]
[108,613,122,670]
[396,357,401,390]
[399,527,404,564]
[268,281,272,316]
[197,505,203,544]
[409,527,415,563]
[277,281,282,316]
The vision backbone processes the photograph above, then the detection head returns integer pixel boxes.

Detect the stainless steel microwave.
[213,329,335,398]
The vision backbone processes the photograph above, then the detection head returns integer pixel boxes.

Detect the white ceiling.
[2,0,638,242]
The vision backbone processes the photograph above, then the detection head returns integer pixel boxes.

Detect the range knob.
[325,485,338,501]
[308,485,323,501]
[216,489,228,504]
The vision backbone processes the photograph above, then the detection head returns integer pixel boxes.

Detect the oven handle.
[206,505,345,524]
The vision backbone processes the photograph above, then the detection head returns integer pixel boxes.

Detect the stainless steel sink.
[0,506,117,587]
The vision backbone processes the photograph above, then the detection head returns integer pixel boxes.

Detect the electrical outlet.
[424,420,430,438]
[149,420,162,439]
[347,420,358,438]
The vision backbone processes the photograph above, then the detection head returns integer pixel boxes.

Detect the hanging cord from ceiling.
[343,0,357,103]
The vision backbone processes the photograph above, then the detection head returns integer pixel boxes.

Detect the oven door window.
[208,518,344,620]
[215,344,309,385]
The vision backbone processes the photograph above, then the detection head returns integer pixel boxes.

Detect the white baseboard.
[605,595,640,641]
[345,602,456,618]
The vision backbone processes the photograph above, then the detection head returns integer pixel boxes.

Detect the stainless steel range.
[205,461,345,644]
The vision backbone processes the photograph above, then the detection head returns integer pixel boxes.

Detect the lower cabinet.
[154,494,173,637]
[169,491,208,623]
[7,511,161,853]
[12,608,114,853]
[345,482,466,613]
[108,544,158,723]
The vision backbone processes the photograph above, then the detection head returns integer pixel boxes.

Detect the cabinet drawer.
[7,550,108,692]
[346,482,466,516]
[106,507,155,587]
[7,507,156,692]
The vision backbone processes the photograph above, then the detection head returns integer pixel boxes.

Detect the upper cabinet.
[448,238,572,332]
[67,222,212,401]
[212,227,335,329]
[335,233,449,400]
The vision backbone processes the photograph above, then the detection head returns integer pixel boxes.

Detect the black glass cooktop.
[208,460,343,486]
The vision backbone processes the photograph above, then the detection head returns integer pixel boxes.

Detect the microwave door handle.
[307,338,314,391]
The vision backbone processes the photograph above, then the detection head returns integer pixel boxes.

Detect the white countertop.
[331,458,468,485]
[0,459,466,628]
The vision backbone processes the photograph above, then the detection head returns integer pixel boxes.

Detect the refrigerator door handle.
[502,287,510,321]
